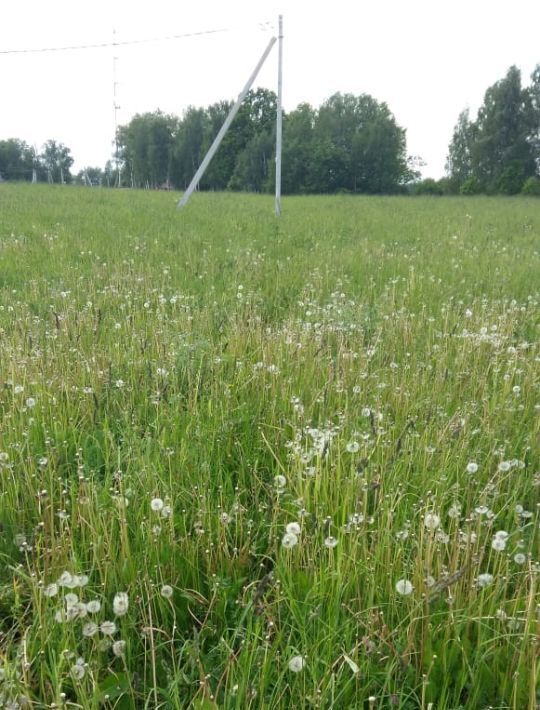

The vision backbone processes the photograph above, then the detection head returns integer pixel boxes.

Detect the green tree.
[474,66,536,193]
[446,109,476,191]
[0,139,36,181]
[40,140,74,184]
[281,103,315,194]
[116,112,177,188]
[309,93,408,193]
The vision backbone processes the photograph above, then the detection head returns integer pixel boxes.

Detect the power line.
[0,25,256,56]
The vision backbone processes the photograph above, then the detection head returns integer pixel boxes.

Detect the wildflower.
[447,504,461,519]
[115,380,125,389]
[161,505,172,519]
[477,573,494,588]
[14,384,24,394]
[112,640,126,657]
[491,537,506,551]
[274,474,286,488]
[361,407,371,417]
[281,532,298,549]
[286,522,301,535]
[424,513,441,530]
[86,600,101,614]
[82,622,98,637]
[324,536,338,549]
[71,658,85,680]
[25,397,36,408]
[44,583,58,597]
[65,593,79,608]
[100,620,117,635]
[288,655,305,672]
[58,571,74,588]
[160,585,174,599]
[113,592,129,617]
[395,579,414,596]
[513,553,526,565]
[498,461,511,472]
[150,498,164,512]
[466,462,478,474]
[494,530,509,541]
[346,441,360,453]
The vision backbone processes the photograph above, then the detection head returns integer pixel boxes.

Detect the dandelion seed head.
[395,579,414,596]
[112,640,126,657]
[100,620,117,635]
[281,532,298,549]
[150,498,164,512]
[288,655,305,672]
[160,585,174,599]
[477,573,494,588]
[286,522,301,535]
[82,622,98,637]
[491,537,506,551]
[324,536,338,549]
[424,513,441,530]
[113,592,129,617]
[44,583,58,598]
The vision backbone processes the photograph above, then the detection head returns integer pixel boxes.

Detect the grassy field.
[0,184,538,709]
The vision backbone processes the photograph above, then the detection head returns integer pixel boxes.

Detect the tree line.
[1,65,539,195]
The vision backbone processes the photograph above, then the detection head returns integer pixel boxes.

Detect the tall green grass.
[0,184,538,708]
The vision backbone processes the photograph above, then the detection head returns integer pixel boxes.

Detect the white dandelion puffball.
[57,571,74,588]
[86,600,101,614]
[100,620,117,635]
[160,585,174,599]
[477,573,494,588]
[324,536,338,549]
[25,397,36,409]
[150,498,164,512]
[491,537,506,551]
[346,441,360,453]
[286,522,301,535]
[82,622,98,638]
[466,462,478,474]
[44,583,58,597]
[288,655,305,673]
[424,513,441,530]
[395,579,414,596]
[113,592,129,616]
[513,553,526,565]
[274,474,287,488]
[112,640,126,657]
[282,532,298,549]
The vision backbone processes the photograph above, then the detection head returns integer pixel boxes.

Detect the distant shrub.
[460,177,481,195]
[496,163,526,195]
[521,176,540,196]
[411,178,444,196]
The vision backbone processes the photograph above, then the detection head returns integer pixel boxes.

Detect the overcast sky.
[1,0,539,178]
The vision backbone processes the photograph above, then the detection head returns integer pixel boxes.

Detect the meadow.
[0,184,538,709]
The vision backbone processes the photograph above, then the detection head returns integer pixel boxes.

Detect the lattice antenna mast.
[275,15,283,216]
[113,29,121,187]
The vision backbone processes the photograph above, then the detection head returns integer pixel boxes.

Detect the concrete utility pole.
[177,34,277,209]
[275,15,283,216]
